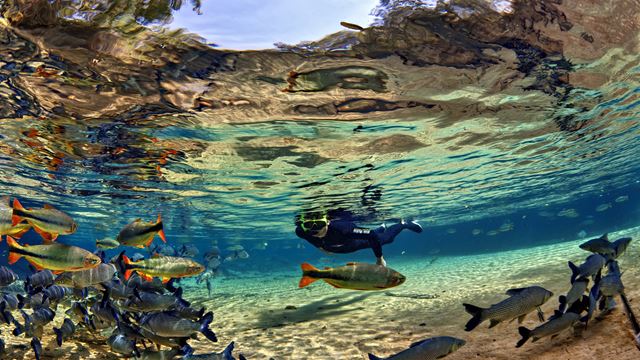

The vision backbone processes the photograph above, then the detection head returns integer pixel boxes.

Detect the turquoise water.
[0,0,638,359]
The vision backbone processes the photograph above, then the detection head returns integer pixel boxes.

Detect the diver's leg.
[374,220,423,245]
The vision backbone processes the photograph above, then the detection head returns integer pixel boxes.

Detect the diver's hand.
[376,256,387,267]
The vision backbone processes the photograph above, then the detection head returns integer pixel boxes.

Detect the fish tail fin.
[516,326,531,348]
[239,355,247,360]
[16,294,25,309]
[222,341,235,358]
[12,198,24,226]
[199,311,218,342]
[568,261,579,283]
[368,354,383,360]
[53,326,63,347]
[31,337,42,360]
[156,214,167,243]
[12,318,24,336]
[12,226,30,239]
[7,236,22,265]
[299,262,319,288]
[558,295,567,313]
[121,254,134,280]
[463,303,485,331]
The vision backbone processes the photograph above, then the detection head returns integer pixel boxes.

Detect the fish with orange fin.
[116,215,166,248]
[120,253,204,283]
[12,198,77,242]
[6,236,101,273]
[299,262,406,290]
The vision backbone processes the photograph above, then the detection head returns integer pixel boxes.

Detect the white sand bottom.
[185,226,640,359]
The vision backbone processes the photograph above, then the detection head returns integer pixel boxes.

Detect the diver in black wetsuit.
[295,211,423,267]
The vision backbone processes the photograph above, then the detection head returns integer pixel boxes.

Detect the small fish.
[181,341,239,360]
[0,266,19,287]
[368,336,465,360]
[568,254,606,283]
[53,318,75,347]
[179,244,200,258]
[472,229,482,236]
[615,195,629,203]
[516,311,581,347]
[96,238,119,250]
[108,333,140,357]
[463,286,553,331]
[595,203,612,212]
[121,254,204,283]
[299,262,405,290]
[340,21,364,31]
[577,230,586,239]
[7,236,101,273]
[117,215,166,248]
[12,199,77,242]
[486,230,498,236]
[579,233,613,255]
[557,208,579,218]
[139,311,217,342]
[26,269,55,291]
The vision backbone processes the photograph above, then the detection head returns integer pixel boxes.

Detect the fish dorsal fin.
[506,288,527,296]
[346,262,357,266]
[554,310,562,317]
[324,267,331,270]
[602,233,609,241]
[152,253,161,258]
[43,204,55,210]
[409,339,428,348]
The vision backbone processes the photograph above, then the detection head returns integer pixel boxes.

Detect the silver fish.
[568,254,606,283]
[463,286,553,331]
[368,336,466,360]
[558,277,589,313]
[516,311,581,347]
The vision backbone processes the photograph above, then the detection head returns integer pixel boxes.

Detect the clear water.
[0,0,639,359]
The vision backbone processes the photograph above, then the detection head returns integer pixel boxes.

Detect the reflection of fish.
[117,215,166,248]
[499,222,513,232]
[446,228,457,234]
[595,203,611,212]
[537,211,554,217]
[472,229,482,236]
[299,262,405,290]
[463,286,553,331]
[368,336,465,360]
[615,195,629,203]
[12,199,77,242]
[122,254,204,283]
[0,196,13,237]
[557,208,579,218]
[96,238,119,250]
[487,230,498,236]
[7,236,101,272]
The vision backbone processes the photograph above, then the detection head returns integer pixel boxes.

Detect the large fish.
[516,311,581,347]
[55,263,116,289]
[568,254,606,283]
[121,254,204,283]
[117,215,166,248]
[463,286,553,331]
[579,233,613,255]
[558,277,589,313]
[299,262,406,290]
[368,336,466,360]
[139,311,217,342]
[7,236,101,273]
[12,199,77,242]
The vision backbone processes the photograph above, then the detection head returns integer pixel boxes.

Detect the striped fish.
[463,286,553,331]
[121,254,204,283]
[55,263,116,289]
[12,199,77,242]
[7,236,101,273]
[116,215,166,248]
[516,311,581,347]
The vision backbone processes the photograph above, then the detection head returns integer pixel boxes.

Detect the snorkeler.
[295,211,422,267]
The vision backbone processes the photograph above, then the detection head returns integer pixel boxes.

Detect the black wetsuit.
[295,220,408,258]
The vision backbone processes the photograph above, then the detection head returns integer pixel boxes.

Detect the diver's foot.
[376,256,387,267]
[402,219,423,233]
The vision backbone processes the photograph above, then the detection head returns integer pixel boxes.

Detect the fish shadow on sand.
[253,293,374,329]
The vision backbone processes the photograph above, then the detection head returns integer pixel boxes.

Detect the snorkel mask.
[299,212,329,232]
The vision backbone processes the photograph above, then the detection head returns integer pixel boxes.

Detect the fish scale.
[528,312,580,341]
[484,288,549,322]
